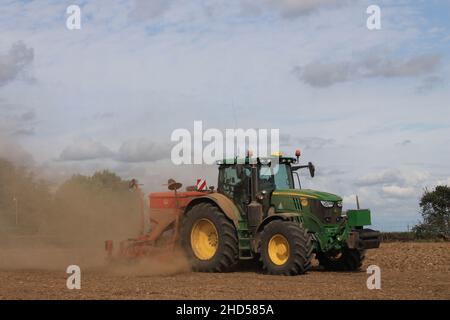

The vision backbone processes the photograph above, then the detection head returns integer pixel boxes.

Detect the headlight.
[337,201,342,207]
[320,200,334,208]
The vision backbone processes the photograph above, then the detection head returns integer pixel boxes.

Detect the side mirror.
[308,162,315,178]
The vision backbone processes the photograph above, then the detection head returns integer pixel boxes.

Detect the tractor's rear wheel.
[317,248,365,271]
[260,220,313,275]
[181,202,238,272]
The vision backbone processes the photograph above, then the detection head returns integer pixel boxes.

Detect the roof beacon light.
[271,151,283,157]
[295,149,301,162]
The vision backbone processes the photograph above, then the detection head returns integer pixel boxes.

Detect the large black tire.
[260,220,313,275]
[317,248,366,271]
[181,202,239,272]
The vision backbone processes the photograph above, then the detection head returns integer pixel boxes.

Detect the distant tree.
[413,185,450,240]
[0,158,53,233]
[51,170,140,244]
[56,170,129,195]
[0,162,141,242]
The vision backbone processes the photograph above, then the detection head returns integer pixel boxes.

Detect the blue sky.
[1,0,449,231]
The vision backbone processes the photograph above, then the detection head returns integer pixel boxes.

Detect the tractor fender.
[184,193,242,227]
[256,212,301,234]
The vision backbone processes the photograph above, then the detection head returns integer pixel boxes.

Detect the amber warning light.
[295,149,301,161]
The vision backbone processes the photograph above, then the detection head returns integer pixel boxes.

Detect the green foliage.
[413,185,450,240]
[56,170,130,197]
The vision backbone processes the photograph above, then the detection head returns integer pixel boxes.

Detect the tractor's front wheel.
[260,220,313,275]
[181,202,238,272]
[317,248,365,271]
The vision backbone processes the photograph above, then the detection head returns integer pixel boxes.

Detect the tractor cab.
[216,153,315,218]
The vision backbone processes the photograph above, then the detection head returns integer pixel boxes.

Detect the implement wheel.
[260,220,313,275]
[181,202,238,272]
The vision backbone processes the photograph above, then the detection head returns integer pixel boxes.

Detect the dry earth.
[0,242,449,300]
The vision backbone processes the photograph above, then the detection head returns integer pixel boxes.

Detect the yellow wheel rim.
[268,234,290,266]
[190,219,219,260]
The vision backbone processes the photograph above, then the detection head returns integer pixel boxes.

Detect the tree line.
[0,158,139,244]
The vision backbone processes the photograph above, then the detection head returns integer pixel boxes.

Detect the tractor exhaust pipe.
[247,163,263,235]
[250,162,258,202]
[105,240,113,259]
[129,179,146,237]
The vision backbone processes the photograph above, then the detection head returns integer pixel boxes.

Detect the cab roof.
[217,156,297,166]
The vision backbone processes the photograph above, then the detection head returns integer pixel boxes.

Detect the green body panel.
[269,192,338,252]
[237,220,252,259]
[347,209,372,227]
[234,197,374,255]
[267,189,372,253]
[272,189,342,201]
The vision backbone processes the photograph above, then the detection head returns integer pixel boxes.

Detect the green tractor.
[181,151,380,275]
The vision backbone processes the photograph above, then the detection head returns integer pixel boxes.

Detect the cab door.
[218,165,251,214]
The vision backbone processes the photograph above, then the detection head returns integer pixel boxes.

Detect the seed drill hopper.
[105,178,209,261]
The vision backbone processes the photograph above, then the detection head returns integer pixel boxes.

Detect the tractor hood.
[272,189,342,202]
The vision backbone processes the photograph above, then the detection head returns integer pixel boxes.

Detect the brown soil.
[0,242,449,300]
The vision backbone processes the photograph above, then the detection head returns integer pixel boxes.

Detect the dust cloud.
[0,138,189,276]
[108,248,190,276]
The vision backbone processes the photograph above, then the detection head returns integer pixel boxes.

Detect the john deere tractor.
[180,152,380,275]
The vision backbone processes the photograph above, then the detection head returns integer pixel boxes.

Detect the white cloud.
[396,139,412,146]
[13,127,35,136]
[59,139,172,163]
[129,0,174,21]
[116,139,170,163]
[382,185,416,199]
[242,0,351,18]
[355,169,429,189]
[0,133,34,165]
[293,53,442,88]
[18,110,36,121]
[355,170,403,187]
[342,193,357,206]
[404,170,430,186]
[0,105,38,137]
[0,41,33,86]
[416,75,445,93]
[281,134,334,149]
[293,62,352,88]
[435,177,450,186]
[59,140,114,161]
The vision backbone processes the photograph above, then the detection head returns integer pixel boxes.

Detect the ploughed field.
[0,242,449,300]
